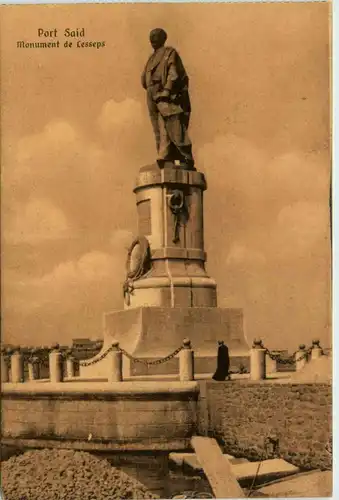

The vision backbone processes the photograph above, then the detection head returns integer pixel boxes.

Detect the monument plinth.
[80,163,249,379]
[125,163,216,309]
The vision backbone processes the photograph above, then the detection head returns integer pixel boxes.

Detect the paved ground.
[2,371,295,386]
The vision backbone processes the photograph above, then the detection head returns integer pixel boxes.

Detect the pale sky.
[1,2,331,350]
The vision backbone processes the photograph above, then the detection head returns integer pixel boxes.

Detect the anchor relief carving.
[168,189,186,244]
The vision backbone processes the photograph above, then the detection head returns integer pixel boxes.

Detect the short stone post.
[11,347,24,383]
[265,352,277,374]
[1,348,9,383]
[27,349,40,381]
[107,341,123,382]
[65,350,76,378]
[250,339,266,381]
[179,338,194,381]
[295,344,308,371]
[311,339,323,360]
[49,343,64,383]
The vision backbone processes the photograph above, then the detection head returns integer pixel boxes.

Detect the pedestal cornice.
[134,164,207,193]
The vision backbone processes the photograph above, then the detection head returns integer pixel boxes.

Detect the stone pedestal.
[80,163,249,379]
[66,356,76,378]
[28,358,40,381]
[265,353,277,374]
[1,352,9,383]
[295,346,308,371]
[127,164,216,309]
[179,340,194,381]
[107,342,123,382]
[80,306,249,378]
[11,351,24,383]
[311,346,323,360]
[49,350,63,383]
[250,347,266,380]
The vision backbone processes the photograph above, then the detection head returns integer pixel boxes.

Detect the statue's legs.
[147,92,194,168]
[148,108,176,163]
[157,112,173,160]
[164,113,194,167]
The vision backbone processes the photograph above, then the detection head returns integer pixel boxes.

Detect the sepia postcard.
[0,2,333,499]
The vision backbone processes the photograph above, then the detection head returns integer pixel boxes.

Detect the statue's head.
[149,28,167,50]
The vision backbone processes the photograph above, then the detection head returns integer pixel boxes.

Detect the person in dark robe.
[141,28,195,170]
[212,340,230,381]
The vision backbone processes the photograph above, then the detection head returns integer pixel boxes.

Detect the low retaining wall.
[2,377,332,471]
[2,381,199,451]
[198,379,332,470]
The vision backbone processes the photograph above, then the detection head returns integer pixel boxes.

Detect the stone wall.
[2,381,199,452]
[198,380,332,470]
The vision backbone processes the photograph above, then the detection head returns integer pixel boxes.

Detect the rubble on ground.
[2,449,159,500]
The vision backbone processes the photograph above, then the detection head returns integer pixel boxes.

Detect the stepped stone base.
[80,306,249,378]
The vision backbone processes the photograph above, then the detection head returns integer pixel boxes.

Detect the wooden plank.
[191,436,245,498]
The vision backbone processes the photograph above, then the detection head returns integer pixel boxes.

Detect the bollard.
[295,344,308,371]
[49,344,64,383]
[1,349,9,383]
[11,348,24,383]
[66,352,76,378]
[107,342,123,382]
[250,339,266,380]
[311,339,323,360]
[28,355,40,381]
[179,338,194,381]
[265,353,277,374]
[95,339,103,349]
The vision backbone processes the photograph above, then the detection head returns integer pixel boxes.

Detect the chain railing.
[79,344,116,367]
[2,337,329,384]
[2,342,184,378]
[252,339,319,365]
[250,338,329,381]
[79,342,185,367]
[265,347,312,365]
[119,345,184,366]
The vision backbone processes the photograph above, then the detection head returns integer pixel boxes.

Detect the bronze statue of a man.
[141,28,195,170]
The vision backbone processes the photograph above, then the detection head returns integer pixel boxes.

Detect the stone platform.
[80,306,249,377]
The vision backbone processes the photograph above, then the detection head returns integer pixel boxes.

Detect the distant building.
[271,350,288,355]
[71,338,102,361]
[72,338,95,348]
[72,338,103,350]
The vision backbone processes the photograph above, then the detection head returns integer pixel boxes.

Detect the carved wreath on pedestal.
[123,236,151,305]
